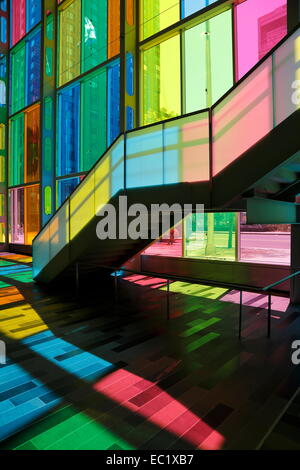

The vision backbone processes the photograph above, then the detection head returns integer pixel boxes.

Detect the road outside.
[144,232,291,265]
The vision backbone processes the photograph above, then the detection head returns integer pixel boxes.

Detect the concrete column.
[287,0,300,32]
[290,224,300,304]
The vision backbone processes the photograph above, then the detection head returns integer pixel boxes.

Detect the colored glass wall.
[57,61,120,177]
[140,0,180,40]
[0,55,7,244]
[10,27,41,115]
[58,0,120,87]
[182,0,218,18]
[8,104,40,244]
[9,104,40,185]
[235,0,287,80]
[140,0,224,40]
[9,184,40,244]
[184,9,233,111]
[143,213,291,266]
[142,35,181,125]
[185,212,238,261]
[11,0,41,47]
[142,8,233,123]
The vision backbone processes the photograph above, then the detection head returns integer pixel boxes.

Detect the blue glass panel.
[57,84,80,176]
[107,60,120,145]
[0,17,7,43]
[0,1,7,12]
[0,57,6,78]
[26,30,41,105]
[26,0,42,32]
[126,106,134,131]
[126,52,134,96]
[182,0,218,18]
[57,177,80,207]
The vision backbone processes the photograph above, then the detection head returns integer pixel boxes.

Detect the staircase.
[33,26,300,283]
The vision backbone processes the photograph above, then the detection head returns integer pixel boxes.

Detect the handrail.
[102,264,293,340]
[263,270,300,292]
[104,265,290,297]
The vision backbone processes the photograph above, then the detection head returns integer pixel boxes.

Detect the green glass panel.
[45,47,53,77]
[44,186,52,215]
[82,0,107,73]
[80,69,107,171]
[184,22,207,112]
[11,43,26,114]
[209,9,233,104]
[44,137,52,172]
[184,212,237,261]
[184,9,233,112]
[44,97,52,131]
[9,114,24,186]
[46,14,54,41]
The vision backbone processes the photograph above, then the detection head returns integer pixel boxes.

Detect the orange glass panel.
[108,0,120,58]
[25,105,40,183]
[25,185,40,245]
[126,0,134,26]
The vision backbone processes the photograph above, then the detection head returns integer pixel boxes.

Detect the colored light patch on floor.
[0,304,48,339]
[0,261,18,267]
[94,369,225,450]
[1,404,135,450]
[180,317,221,338]
[5,271,34,284]
[0,265,34,284]
[123,274,167,288]
[22,330,113,381]
[161,281,228,300]
[0,281,13,289]
[0,254,32,263]
[0,287,24,306]
[0,361,60,442]
[220,290,290,313]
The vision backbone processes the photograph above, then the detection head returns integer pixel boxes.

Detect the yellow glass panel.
[95,154,110,214]
[0,222,5,242]
[0,124,5,150]
[143,35,181,125]
[0,194,4,217]
[70,170,95,239]
[0,156,5,183]
[32,225,50,278]
[140,0,180,40]
[50,200,70,259]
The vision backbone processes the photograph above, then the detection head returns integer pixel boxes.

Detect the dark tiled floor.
[0,254,299,450]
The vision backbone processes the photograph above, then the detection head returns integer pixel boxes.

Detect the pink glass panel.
[235,0,287,80]
[143,224,183,257]
[240,215,291,265]
[11,0,26,46]
[10,187,24,244]
[212,57,273,176]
